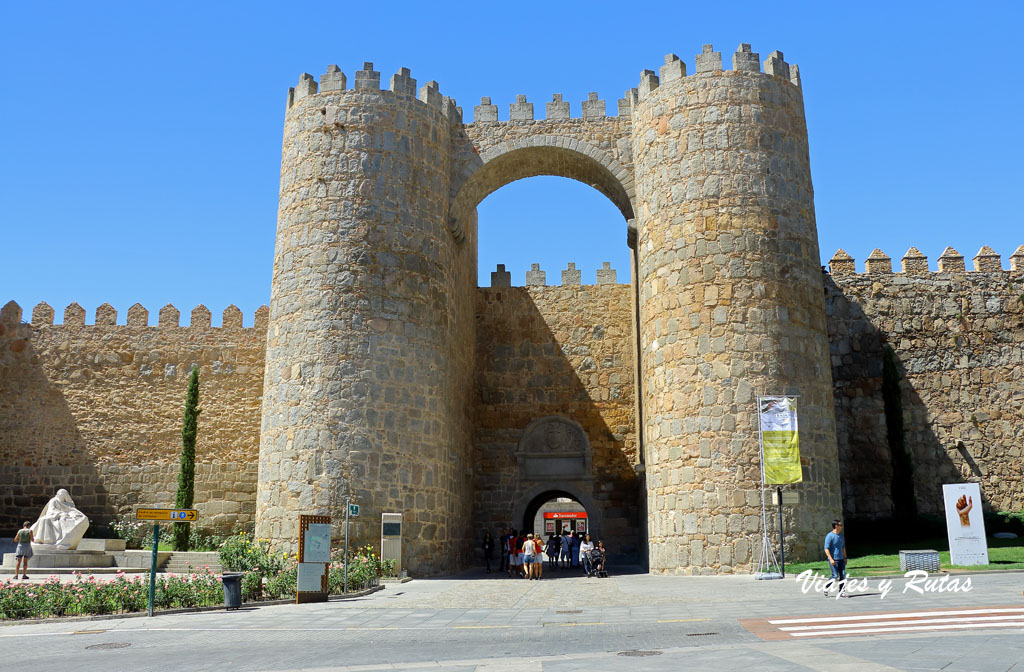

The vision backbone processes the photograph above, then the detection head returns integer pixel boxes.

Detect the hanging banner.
[759,396,802,484]
[942,483,989,566]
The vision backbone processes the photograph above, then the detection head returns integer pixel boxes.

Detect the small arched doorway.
[521,489,589,536]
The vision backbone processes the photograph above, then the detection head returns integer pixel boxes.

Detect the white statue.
[30,489,89,550]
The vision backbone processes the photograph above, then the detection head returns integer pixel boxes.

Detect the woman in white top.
[580,534,595,576]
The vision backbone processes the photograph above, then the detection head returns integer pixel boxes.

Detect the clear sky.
[3,1,1022,325]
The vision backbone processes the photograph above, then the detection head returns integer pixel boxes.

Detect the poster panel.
[303,523,332,563]
[942,482,989,566]
[759,396,802,484]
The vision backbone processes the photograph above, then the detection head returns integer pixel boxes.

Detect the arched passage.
[512,483,602,540]
[449,138,636,242]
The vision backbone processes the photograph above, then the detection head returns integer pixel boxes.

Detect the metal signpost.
[136,508,199,616]
[343,499,358,594]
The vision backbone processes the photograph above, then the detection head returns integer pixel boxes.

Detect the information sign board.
[303,523,331,563]
[943,482,989,566]
[349,504,360,517]
[136,508,197,521]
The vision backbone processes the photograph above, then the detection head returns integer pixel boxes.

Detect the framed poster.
[942,483,989,566]
[545,520,555,534]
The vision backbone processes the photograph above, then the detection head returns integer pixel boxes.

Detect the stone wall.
[0,301,266,533]
[473,280,641,560]
[827,246,1024,518]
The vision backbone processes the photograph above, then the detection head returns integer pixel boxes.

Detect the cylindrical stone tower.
[632,45,842,573]
[256,63,477,574]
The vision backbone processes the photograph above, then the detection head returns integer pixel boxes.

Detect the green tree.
[173,366,200,551]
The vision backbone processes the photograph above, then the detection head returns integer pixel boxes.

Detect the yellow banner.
[759,396,802,484]
[763,430,802,484]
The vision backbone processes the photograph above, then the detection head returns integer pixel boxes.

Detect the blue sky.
[2,1,1022,325]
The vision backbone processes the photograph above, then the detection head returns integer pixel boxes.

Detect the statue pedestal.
[1,538,127,573]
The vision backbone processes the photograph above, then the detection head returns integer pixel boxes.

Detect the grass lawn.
[785,536,1024,576]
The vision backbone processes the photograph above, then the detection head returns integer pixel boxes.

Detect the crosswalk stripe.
[779,614,1024,631]
[768,607,1024,625]
[789,620,1024,637]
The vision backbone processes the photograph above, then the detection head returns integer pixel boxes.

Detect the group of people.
[483,529,606,579]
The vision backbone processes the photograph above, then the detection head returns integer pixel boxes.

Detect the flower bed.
[0,534,393,621]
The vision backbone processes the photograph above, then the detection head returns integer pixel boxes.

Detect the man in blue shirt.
[824,519,847,597]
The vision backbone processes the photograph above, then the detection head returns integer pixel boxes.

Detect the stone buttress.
[630,46,842,573]
[256,64,477,573]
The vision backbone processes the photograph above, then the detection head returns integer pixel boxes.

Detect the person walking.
[823,519,848,597]
[483,531,494,573]
[560,530,572,569]
[499,528,509,574]
[545,533,560,571]
[522,533,537,579]
[13,521,34,580]
[580,534,595,576]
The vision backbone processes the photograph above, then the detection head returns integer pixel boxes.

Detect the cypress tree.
[882,346,916,523]
[173,366,200,551]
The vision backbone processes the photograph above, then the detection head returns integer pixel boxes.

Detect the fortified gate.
[257,43,842,574]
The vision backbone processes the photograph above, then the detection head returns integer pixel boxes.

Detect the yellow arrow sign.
[135,508,198,522]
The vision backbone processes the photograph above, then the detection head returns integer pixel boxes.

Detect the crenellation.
[581,92,606,118]
[442,95,461,122]
[864,248,892,274]
[828,249,856,275]
[937,246,965,273]
[1,300,22,324]
[65,302,86,326]
[637,69,659,99]
[419,80,442,108]
[546,93,570,120]
[490,263,511,288]
[31,301,53,325]
[790,64,802,87]
[254,305,269,332]
[1011,245,1024,271]
[900,246,929,274]
[95,302,117,325]
[763,50,790,80]
[474,96,498,122]
[595,261,617,284]
[617,88,638,118]
[525,263,546,286]
[973,245,1002,272]
[561,262,581,286]
[732,44,760,72]
[353,61,380,90]
[158,303,180,327]
[222,304,243,329]
[695,44,722,73]
[191,304,212,328]
[125,303,147,327]
[292,73,318,104]
[320,64,347,92]
[389,67,416,96]
[659,54,686,82]
[510,94,534,121]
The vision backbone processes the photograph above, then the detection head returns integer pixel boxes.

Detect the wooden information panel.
[297,514,331,604]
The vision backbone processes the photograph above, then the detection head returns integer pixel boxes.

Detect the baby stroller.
[585,547,607,578]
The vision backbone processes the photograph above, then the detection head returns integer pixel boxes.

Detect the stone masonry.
[2,45,1021,576]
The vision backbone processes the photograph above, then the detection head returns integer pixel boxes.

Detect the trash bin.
[222,572,243,610]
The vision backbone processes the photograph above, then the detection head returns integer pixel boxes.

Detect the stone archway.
[448,133,636,243]
[513,483,601,540]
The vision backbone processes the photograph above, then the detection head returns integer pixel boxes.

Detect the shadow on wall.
[825,271,1024,524]
[471,285,643,567]
[0,319,110,532]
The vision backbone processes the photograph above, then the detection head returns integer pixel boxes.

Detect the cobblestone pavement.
[1,567,1022,671]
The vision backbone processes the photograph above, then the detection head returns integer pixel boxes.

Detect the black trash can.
[222,572,243,610]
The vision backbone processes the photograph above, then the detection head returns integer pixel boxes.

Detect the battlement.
[486,262,623,288]
[286,62,463,122]
[828,245,1024,276]
[634,43,802,103]
[0,301,269,330]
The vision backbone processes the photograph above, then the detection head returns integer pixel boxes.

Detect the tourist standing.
[580,534,595,576]
[507,529,518,577]
[532,534,545,579]
[560,530,572,568]
[522,533,537,579]
[483,531,494,573]
[546,533,560,571]
[12,521,34,580]
[823,519,847,597]
[570,531,581,568]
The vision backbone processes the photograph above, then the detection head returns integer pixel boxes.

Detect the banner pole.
[148,523,158,617]
[777,485,785,578]
[344,496,350,594]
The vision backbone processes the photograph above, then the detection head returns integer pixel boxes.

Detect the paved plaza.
[1,567,1023,671]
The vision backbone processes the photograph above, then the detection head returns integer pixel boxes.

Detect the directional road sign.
[136,508,198,521]
[349,504,359,517]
